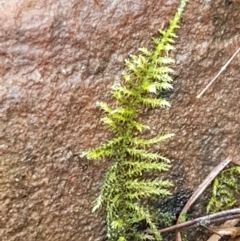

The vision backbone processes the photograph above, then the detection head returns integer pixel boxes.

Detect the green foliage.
[81,1,187,240]
[156,212,175,227]
[207,166,240,213]
[179,211,188,223]
[179,212,189,241]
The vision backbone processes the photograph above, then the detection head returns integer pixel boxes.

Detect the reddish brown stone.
[0,0,240,240]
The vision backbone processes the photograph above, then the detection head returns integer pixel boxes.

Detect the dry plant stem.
[210,216,240,224]
[159,209,240,234]
[175,158,232,241]
[197,47,240,98]
[206,218,240,241]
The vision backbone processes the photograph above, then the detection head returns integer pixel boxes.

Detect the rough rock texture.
[0,0,240,240]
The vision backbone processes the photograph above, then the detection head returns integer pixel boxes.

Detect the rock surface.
[0,0,240,240]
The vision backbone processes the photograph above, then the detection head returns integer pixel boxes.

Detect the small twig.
[196,47,240,98]
[208,215,240,225]
[175,158,232,241]
[159,209,240,234]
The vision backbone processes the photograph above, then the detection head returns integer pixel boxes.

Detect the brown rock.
[0,0,240,240]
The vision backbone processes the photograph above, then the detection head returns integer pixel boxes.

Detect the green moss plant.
[207,166,240,213]
[81,1,187,240]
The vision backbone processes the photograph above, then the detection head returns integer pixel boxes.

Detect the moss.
[81,1,188,240]
[207,166,240,213]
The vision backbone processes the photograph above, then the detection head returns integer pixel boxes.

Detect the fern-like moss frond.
[131,134,174,147]
[81,1,188,240]
[140,97,171,108]
[131,121,150,133]
[124,161,170,175]
[81,146,113,160]
[126,148,168,161]
[125,179,173,197]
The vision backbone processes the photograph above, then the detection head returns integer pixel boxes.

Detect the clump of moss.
[207,166,240,213]
[81,1,188,240]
